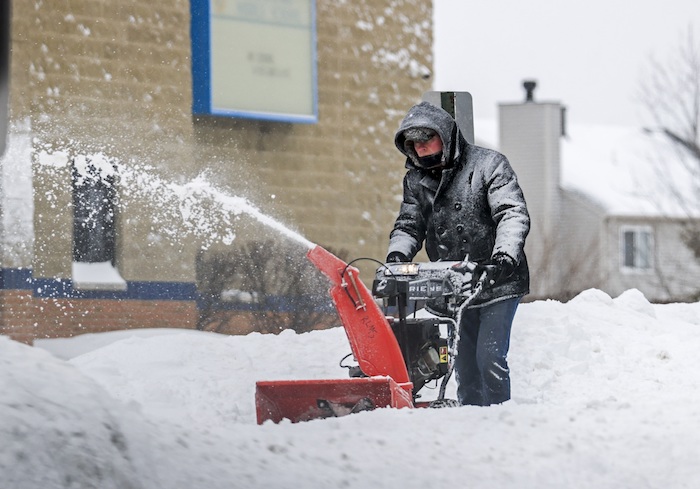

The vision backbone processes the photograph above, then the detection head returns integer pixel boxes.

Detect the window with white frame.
[620,226,654,271]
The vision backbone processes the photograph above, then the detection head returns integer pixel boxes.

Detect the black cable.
[340,257,389,278]
[338,257,394,308]
[338,352,355,369]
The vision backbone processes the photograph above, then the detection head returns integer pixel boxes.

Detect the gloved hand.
[473,253,516,288]
[386,251,409,263]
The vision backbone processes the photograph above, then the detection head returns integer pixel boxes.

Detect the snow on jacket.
[388,101,530,307]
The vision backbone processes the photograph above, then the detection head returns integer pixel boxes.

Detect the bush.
[196,240,349,334]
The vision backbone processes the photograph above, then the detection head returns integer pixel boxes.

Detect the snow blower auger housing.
[255,245,482,424]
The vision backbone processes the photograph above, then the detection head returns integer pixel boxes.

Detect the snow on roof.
[561,123,699,218]
[475,118,700,219]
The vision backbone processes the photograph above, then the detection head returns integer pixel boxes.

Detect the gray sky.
[433,0,700,127]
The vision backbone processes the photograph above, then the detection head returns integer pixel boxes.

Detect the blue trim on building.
[1,267,333,314]
[204,108,318,124]
[190,0,211,114]
[310,0,319,122]
[0,268,33,290]
[1,267,197,301]
[33,278,198,301]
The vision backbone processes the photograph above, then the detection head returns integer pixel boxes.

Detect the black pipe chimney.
[523,80,537,102]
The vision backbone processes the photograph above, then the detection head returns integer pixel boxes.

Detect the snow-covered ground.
[2,288,700,488]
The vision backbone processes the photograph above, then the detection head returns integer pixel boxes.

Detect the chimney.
[499,82,563,295]
[523,80,537,102]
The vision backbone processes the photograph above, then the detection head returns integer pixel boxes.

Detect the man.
[386,101,530,406]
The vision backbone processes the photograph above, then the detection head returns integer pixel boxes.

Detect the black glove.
[386,251,409,263]
[473,253,516,288]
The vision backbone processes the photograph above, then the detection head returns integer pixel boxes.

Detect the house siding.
[499,101,563,298]
[558,190,608,298]
[604,217,700,301]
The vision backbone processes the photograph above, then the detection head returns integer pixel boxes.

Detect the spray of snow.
[36,149,315,250]
[172,178,316,249]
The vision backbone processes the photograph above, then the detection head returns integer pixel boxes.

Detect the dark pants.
[454,297,520,406]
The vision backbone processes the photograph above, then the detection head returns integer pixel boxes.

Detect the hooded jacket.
[388,101,530,307]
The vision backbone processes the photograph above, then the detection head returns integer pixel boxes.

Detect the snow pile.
[1,289,699,488]
[0,337,157,489]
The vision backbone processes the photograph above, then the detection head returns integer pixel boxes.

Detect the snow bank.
[5,289,700,488]
[0,337,157,489]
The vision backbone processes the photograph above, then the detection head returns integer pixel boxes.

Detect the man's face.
[413,134,443,157]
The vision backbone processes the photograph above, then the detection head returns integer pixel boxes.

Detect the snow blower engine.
[255,246,485,424]
[358,260,475,396]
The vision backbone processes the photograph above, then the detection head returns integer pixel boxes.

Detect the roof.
[474,118,700,219]
[561,124,699,218]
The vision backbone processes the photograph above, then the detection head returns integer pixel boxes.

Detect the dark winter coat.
[388,101,530,307]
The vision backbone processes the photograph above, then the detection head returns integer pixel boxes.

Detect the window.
[72,156,126,290]
[73,160,116,263]
[620,226,654,272]
[190,0,318,123]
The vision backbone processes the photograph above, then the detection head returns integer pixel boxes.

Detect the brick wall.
[0,290,35,343]
[32,298,197,339]
[0,286,197,344]
[5,0,433,339]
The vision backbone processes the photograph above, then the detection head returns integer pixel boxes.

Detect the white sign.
[207,0,317,122]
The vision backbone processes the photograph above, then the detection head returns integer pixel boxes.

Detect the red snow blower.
[255,245,484,424]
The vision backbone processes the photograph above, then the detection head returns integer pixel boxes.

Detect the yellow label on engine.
[439,346,448,363]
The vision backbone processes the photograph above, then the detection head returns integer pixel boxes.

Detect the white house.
[480,83,700,302]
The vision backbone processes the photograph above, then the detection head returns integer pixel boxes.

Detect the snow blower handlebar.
[372,259,484,313]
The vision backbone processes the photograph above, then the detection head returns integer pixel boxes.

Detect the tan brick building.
[2,0,433,342]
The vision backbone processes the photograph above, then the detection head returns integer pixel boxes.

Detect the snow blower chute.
[255,245,484,424]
